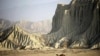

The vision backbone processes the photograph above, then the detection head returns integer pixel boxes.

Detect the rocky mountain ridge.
[46,0,100,49]
[0,0,100,50]
[0,23,46,49]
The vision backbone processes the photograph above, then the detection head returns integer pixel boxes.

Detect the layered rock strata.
[46,0,100,49]
[0,24,45,49]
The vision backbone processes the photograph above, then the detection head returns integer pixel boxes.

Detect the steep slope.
[46,0,100,49]
[0,23,45,49]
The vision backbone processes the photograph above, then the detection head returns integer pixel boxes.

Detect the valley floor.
[0,49,100,56]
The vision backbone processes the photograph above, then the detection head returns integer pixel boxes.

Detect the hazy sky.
[0,0,71,22]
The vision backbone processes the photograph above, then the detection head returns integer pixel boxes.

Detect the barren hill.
[45,0,100,49]
[0,0,100,50]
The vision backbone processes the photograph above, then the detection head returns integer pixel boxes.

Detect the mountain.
[0,19,51,49]
[0,19,52,49]
[17,19,52,34]
[46,0,100,49]
[0,21,46,49]
[0,19,14,32]
[0,0,100,50]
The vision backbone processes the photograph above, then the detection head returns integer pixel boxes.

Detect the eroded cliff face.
[49,4,70,33]
[0,0,100,50]
[0,23,45,49]
[46,0,100,49]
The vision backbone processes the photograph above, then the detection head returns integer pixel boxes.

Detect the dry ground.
[0,49,100,56]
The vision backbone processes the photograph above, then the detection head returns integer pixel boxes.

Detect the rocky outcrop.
[0,24,45,49]
[49,4,70,33]
[46,0,100,49]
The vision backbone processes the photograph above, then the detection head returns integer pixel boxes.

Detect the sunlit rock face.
[46,0,100,49]
[0,24,45,49]
[0,19,52,49]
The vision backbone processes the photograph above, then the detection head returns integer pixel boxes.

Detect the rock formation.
[0,0,100,50]
[0,21,45,49]
[46,0,100,49]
